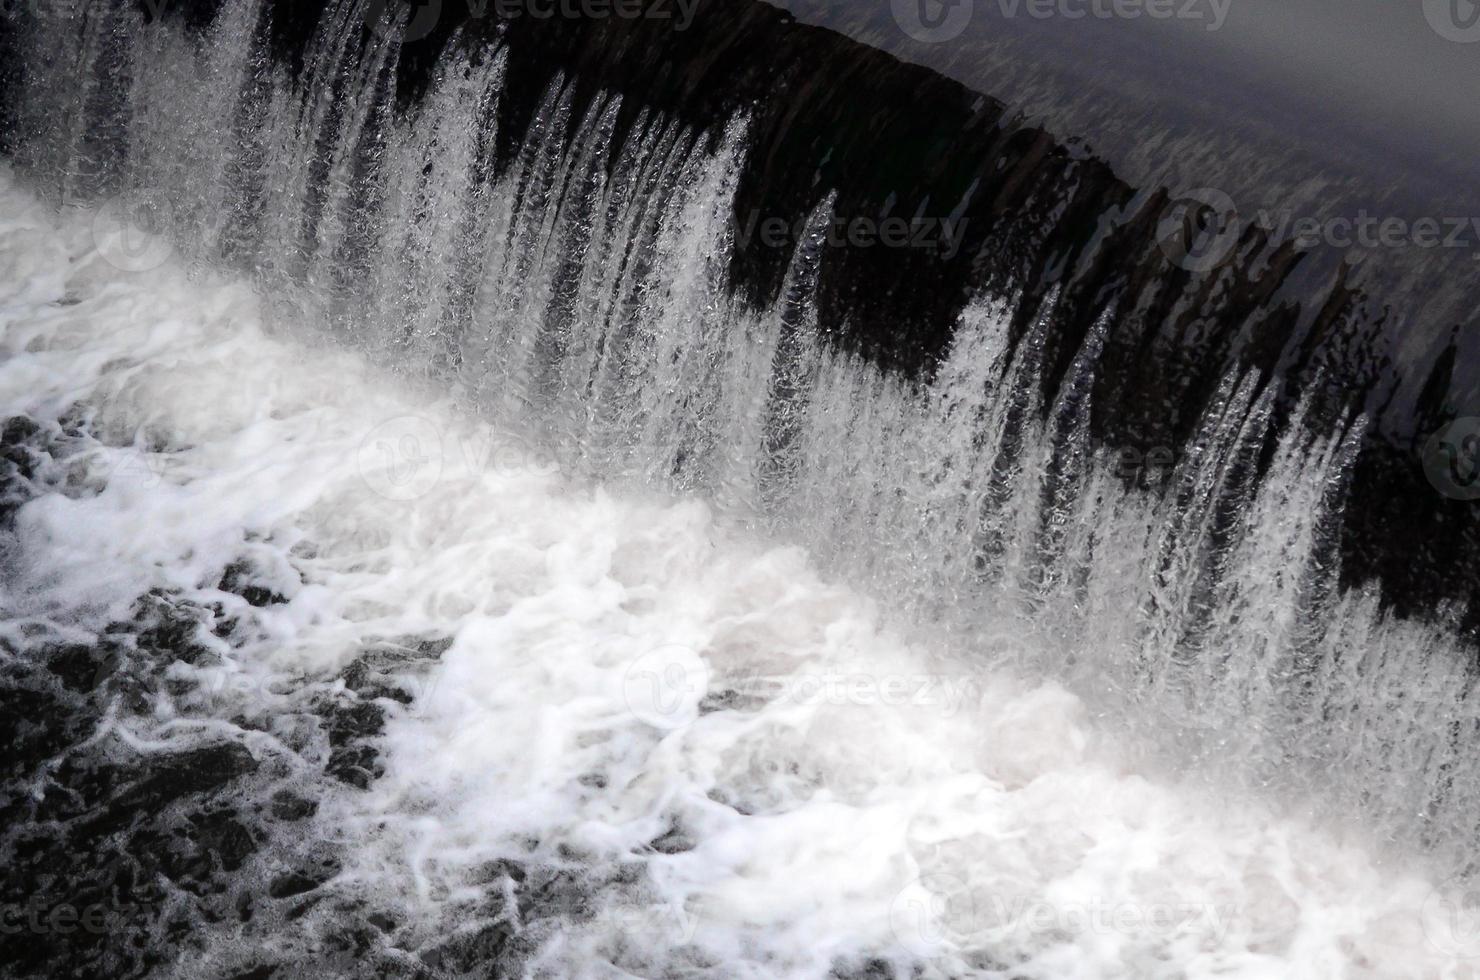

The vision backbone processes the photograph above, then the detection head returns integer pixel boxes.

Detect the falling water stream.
[3,1,1480,976]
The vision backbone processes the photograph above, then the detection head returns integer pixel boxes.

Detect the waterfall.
[11,1,1480,975]
[7,0,1477,868]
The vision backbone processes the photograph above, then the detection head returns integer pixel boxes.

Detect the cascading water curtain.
[10,0,1480,871]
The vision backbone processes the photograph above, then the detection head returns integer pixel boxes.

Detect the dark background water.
[768,0,1480,218]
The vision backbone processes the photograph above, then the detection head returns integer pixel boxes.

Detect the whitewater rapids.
[2,162,1476,977]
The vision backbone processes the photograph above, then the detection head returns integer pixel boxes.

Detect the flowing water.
[3,0,1479,976]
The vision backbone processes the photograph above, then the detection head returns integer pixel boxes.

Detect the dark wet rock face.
[0,411,464,979]
[0,406,668,978]
[0,396,709,977]
[0,599,268,979]
[219,560,291,609]
[321,698,386,790]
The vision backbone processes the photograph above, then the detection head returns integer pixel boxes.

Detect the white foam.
[1,166,1475,978]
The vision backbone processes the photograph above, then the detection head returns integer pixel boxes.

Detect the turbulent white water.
[12,0,1480,860]
[4,160,1477,979]
[6,0,1480,974]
